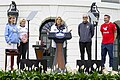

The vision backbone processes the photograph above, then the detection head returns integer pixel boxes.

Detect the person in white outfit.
[50,16,67,50]
[18,19,28,58]
[50,16,67,70]
[18,18,28,69]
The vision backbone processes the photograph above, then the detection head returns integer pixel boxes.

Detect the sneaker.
[118,65,120,70]
[108,67,112,72]
[102,68,108,74]
[6,66,11,70]
[13,64,18,70]
[102,67,105,70]
[102,67,107,72]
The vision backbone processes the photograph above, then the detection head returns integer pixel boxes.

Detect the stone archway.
[114,20,120,26]
[39,17,55,40]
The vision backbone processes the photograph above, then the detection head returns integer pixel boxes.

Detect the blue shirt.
[5,23,20,44]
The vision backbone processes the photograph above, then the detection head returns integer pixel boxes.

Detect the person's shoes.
[54,68,66,73]
[108,67,112,72]
[13,64,18,70]
[118,65,120,70]
[102,67,105,70]
[53,68,60,73]
[102,67,109,74]
[6,66,11,70]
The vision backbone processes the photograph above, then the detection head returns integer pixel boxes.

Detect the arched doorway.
[39,17,67,68]
[113,20,120,70]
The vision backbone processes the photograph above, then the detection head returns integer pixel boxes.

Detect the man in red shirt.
[100,15,117,71]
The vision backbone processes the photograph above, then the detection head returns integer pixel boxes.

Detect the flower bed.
[0,70,120,80]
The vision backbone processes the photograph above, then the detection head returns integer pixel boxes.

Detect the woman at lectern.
[50,16,67,72]
[50,17,67,48]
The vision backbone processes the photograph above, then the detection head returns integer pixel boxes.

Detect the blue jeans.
[101,43,113,67]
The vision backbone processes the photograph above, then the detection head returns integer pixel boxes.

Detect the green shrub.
[0,69,120,80]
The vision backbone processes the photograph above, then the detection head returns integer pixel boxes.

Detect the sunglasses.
[83,17,88,19]
[9,17,15,20]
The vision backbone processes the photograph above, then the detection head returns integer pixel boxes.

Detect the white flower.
[17,70,21,75]
[99,66,102,71]
[26,67,28,71]
[41,65,43,69]
[42,70,44,73]
[103,69,109,75]
[81,65,84,70]
[11,71,13,73]
[84,68,86,72]
[32,65,35,70]
[23,65,27,70]
[102,68,108,74]
[16,69,19,72]
[111,71,118,75]
[46,70,51,74]
[19,64,20,69]
[76,65,79,71]
[53,65,56,71]
[20,69,23,73]
[34,67,37,71]
[93,63,97,69]
[89,67,91,72]
[56,64,58,69]
[24,64,27,68]
[96,68,98,71]
[65,64,70,68]
[51,68,54,72]
[72,69,77,74]
[29,67,31,71]
[39,63,41,67]
[66,66,72,72]
[46,68,51,74]
[59,68,61,72]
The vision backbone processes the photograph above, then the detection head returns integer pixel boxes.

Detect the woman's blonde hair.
[8,15,15,24]
[19,18,26,25]
[55,16,63,25]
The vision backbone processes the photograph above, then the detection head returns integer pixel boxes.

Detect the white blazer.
[50,24,67,48]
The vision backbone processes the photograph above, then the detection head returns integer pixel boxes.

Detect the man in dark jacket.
[78,14,94,60]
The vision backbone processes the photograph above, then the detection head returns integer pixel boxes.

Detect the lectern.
[32,45,46,59]
[48,32,72,70]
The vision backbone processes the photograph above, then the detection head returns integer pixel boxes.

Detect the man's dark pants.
[79,42,92,60]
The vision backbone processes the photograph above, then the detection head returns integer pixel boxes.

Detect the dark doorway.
[113,20,120,71]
